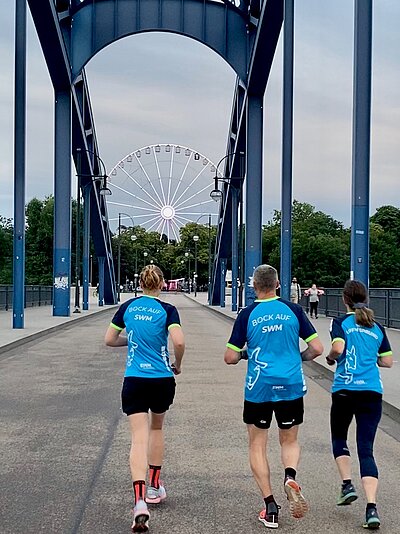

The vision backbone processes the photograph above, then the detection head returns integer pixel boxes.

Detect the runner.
[326,279,393,530]
[105,264,185,533]
[224,264,323,528]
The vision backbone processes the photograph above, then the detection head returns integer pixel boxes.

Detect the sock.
[366,503,377,510]
[285,467,297,480]
[264,495,276,508]
[342,479,352,488]
[149,465,162,489]
[133,480,146,504]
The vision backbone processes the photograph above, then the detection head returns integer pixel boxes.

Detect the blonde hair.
[343,279,374,328]
[140,264,164,291]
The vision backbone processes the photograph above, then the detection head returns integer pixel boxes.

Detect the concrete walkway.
[0,294,399,533]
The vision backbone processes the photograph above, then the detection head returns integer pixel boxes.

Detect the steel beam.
[82,183,91,310]
[245,95,263,305]
[280,0,294,300]
[53,89,72,316]
[231,186,239,312]
[13,0,27,329]
[350,0,372,287]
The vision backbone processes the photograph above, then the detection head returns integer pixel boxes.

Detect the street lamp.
[131,234,138,297]
[193,235,199,297]
[117,212,135,301]
[184,251,191,294]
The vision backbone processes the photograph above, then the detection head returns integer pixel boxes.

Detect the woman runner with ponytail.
[326,280,393,530]
[105,265,185,533]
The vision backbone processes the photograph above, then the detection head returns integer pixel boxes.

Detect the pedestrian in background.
[290,277,301,304]
[304,284,324,318]
[326,279,393,530]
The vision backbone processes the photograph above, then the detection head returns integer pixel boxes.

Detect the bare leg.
[279,425,300,470]
[148,412,166,466]
[247,424,272,497]
[128,413,149,482]
[335,455,352,481]
[362,476,378,503]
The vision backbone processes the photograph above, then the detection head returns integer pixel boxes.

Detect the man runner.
[224,265,323,528]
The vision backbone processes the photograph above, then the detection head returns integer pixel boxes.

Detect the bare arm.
[104,326,128,347]
[301,337,324,361]
[169,326,185,374]
[326,339,345,365]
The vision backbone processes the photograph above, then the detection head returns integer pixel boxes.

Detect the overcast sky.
[0,0,399,227]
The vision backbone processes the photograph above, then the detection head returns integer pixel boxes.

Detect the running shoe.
[284,477,308,519]
[145,481,167,504]
[258,501,281,529]
[131,499,150,533]
[363,507,381,530]
[337,482,358,506]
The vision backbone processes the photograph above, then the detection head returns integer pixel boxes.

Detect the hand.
[171,362,182,375]
[326,356,336,366]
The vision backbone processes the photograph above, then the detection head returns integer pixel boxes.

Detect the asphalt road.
[1,295,399,533]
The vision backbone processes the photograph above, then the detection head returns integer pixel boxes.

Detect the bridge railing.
[0,285,53,311]
[300,288,400,329]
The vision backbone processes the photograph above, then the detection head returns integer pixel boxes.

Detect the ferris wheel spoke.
[147,217,163,232]
[107,201,159,213]
[134,153,165,207]
[126,213,164,220]
[118,165,163,209]
[174,214,194,224]
[172,165,208,207]
[170,219,181,243]
[159,219,167,240]
[110,182,161,210]
[153,147,167,205]
[167,149,174,204]
[167,220,171,243]
[175,183,214,209]
[169,151,192,205]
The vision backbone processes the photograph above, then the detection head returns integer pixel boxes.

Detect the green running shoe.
[337,482,358,506]
[363,507,380,530]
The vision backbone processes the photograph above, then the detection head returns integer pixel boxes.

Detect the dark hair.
[343,280,374,328]
[140,264,164,291]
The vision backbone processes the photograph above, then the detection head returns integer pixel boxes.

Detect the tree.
[0,217,13,283]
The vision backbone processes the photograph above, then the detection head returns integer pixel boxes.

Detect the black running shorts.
[121,376,176,416]
[243,396,304,429]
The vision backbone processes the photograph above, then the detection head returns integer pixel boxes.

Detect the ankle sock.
[264,495,276,508]
[285,467,297,480]
[342,479,352,488]
[133,480,146,503]
[149,465,161,489]
[366,503,377,511]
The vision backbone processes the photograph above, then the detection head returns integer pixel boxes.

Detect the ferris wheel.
[106,144,221,242]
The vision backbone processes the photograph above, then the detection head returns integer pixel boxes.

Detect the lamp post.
[196,214,213,304]
[193,235,199,297]
[210,152,245,312]
[117,212,135,301]
[185,251,191,293]
[131,234,138,297]
[143,251,148,269]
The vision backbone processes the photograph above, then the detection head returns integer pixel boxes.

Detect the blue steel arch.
[70,0,250,82]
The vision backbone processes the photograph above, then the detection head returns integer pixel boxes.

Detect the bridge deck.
[0,295,399,533]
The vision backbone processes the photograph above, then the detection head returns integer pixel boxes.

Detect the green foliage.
[0,217,13,283]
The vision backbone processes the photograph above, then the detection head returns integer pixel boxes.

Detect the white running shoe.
[131,499,150,532]
[284,477,308,519]
[145,482,167,504]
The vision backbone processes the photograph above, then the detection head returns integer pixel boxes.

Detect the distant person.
[290,277,301,304]
[105,265,185,533]
[224,265,323,528]
[326,280,393,530]
[304,284,324,318]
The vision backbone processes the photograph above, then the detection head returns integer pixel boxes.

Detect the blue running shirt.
[330,313,392,394]
[227,298,318,403]
[110,295,181,378]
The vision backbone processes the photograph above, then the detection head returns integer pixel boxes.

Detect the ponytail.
[343,280,374,328]
[140,264,164,291]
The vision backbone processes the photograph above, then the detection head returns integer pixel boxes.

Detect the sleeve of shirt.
[330,317,345,344]
[166,305,181,331]
[296,307,318,342]
[227,309,249,352]
[377,324,393,356]
[110,302,128,331]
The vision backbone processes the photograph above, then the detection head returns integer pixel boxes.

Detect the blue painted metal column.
[98,256,105,307]
[280,0,295,300]
[220,258,227,308]
[245,95,263,305]
[231,187,239,312]
[53,90,72,316]
[82,184,91,310]
[13,0,27,328]
[350,0,372,287]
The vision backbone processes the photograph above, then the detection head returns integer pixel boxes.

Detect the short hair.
[253,264,278,292]
[140,264,164,291]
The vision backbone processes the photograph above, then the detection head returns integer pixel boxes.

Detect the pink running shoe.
[145,481,167,504]
[284,477,308,519]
